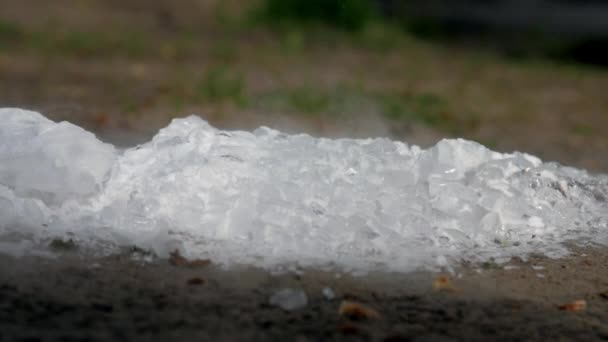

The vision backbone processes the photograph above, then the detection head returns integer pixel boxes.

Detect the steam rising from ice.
[1,108,607,272]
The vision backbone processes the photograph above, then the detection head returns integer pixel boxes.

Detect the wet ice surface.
[0,108,607,272]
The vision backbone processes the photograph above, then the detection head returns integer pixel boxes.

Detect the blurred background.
[0,0,606,171]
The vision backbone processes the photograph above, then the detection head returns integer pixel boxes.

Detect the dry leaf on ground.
[558,299,587,311]
[169,250,211,268]
[93,112,110,127]
[433,275,458,292]
[338,300,381,320]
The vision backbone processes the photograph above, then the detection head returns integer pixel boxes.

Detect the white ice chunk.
[322,287,336,300]
[528,216,545,228]
[0,108,115,206]
[1,109,608,273]
[269,288,308,310]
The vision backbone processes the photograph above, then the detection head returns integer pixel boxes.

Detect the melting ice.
[0,108,607,272]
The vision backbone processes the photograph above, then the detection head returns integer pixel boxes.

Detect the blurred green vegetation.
[239,83,476,134]
[253,0,450,42]
[0,20,23,39]
[256,0,377,32]
[196,66,247,106]
[45,31,146,58]
[377,92,479,134]
[2,1,604,150]
[572,124,594,137]
[0,20,24,50]
[0,19,147,57]
[286,86,331,115]
[254,0,608,67]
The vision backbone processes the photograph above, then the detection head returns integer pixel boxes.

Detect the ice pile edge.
[1,108,607,272]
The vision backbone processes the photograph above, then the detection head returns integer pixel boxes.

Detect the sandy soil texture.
[1,248,608,342]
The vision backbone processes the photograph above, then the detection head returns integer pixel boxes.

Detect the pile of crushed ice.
[0,108,607,272]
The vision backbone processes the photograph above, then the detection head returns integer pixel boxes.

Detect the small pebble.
[322,287,335,300]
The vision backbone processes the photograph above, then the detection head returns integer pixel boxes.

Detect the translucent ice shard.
[269,288,308,310]
[0,108,115,206]
[0,108,607,272]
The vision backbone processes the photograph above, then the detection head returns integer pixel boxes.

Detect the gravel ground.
[1,247,608,342]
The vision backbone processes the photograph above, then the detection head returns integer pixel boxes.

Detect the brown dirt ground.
[1,248,608,341]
